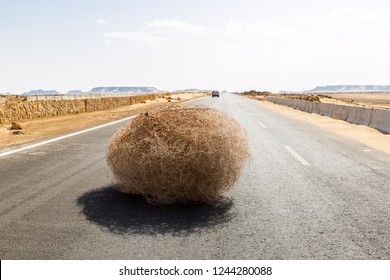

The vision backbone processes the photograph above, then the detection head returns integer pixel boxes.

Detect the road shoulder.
[256,100,390,155]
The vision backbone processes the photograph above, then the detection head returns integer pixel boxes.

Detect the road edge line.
[0,116,135,158]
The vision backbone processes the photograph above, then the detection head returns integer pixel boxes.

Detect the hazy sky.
[1,0,390,93]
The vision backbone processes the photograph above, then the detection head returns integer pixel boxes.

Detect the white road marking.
[22,152,46,155]
[0,116,136,158]
[258,121,267,128]
[363,149,371,152]
[284,145,310,166]
[247,112,267,128]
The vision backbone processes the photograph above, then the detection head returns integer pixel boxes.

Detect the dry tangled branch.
[107,104,249,204]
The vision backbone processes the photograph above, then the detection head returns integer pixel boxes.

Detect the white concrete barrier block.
[26,95,38,101]
[310,102,320,114]
[331,104,349,121]
[297,100,304,111]
[292,99,300,109]
[266,96,274,103]
[369,109,390,134]
[299,100,309,112]
[319,103,333,117]
[347,106,372,126]
[37,95,46,101]
[303,101,312,112]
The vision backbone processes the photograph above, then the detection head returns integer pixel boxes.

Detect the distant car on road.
[212,90,219,98]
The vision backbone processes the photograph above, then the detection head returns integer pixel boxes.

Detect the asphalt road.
[0,94,389,259]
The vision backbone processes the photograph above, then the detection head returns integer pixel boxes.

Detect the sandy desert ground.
[318,92,390,109]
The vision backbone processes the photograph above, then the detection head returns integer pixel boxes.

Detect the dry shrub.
[107,104,250,204]
[10,122,22,130]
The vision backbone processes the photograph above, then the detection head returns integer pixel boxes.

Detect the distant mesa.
[173,89,209,93]
[278,90,295,94]
[90,87,161,94]
[17,86,226,95]
[278,85,390,94]
[67,90,83,94]
[305,85,390,93]
[23,89,60,95]
[21,87,163,95]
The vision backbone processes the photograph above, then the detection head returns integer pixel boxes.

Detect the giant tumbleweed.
[107,104,249,204]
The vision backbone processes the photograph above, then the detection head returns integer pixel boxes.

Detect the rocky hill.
[90,87,160,94]
[173,89,209,93]
[23,89,60,95]
[67,90,84,94]
[306,85,390,93]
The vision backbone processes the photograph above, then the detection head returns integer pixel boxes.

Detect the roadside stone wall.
[0,93,167,124]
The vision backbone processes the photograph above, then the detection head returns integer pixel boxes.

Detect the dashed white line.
[258,121,267,128]
[284,145,310,166]
[246,111,267,128]
[0,116,136,158]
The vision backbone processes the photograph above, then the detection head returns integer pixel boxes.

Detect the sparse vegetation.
[10,122,22,130]
[239,90,322,102]
[277,94,321,102]
[240,90,272,97]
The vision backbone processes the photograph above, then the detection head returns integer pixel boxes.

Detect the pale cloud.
[300,7,390,25]
[225,19,244,34]
[103,19,206,47]
[322,7,382,23]
[223,7,390,46]
[95,19,108,25]
[103,31,164,45]
[293,7,390,47]
[148,19,205,33]
[225,19,295,38]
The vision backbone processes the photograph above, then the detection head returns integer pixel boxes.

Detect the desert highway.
[0,93,389,259]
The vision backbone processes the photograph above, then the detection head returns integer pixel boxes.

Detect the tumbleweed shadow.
[77,186,235,236]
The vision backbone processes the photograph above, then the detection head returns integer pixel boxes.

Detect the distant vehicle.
[211,90,219,98]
